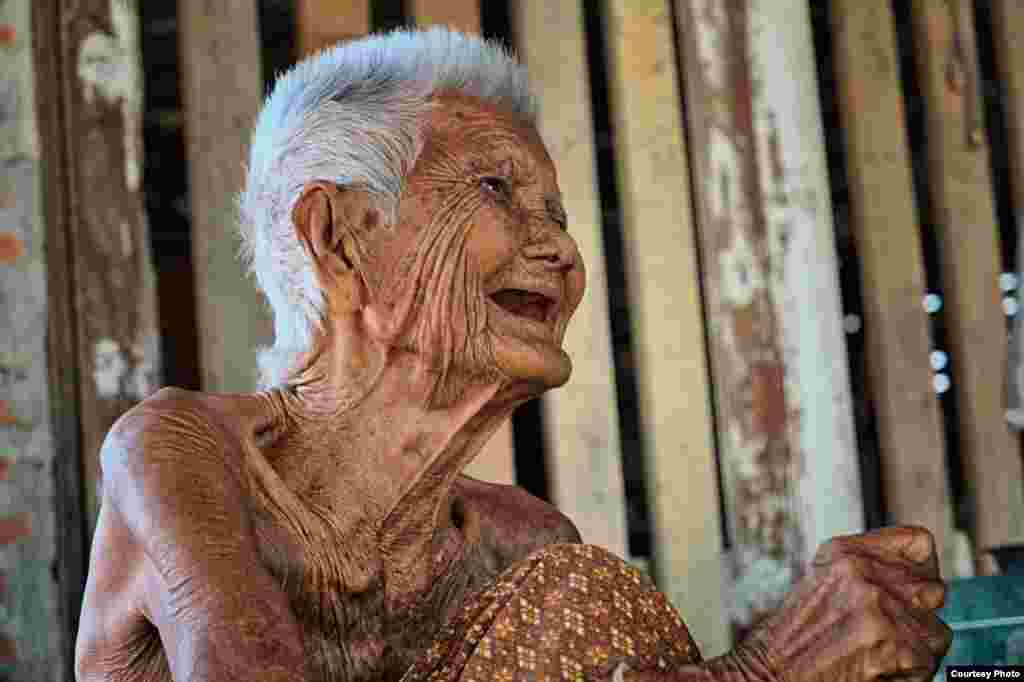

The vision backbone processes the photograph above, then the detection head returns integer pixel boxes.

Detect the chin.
[493,338,573,396]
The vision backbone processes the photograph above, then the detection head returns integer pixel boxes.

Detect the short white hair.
[238,27,537,387]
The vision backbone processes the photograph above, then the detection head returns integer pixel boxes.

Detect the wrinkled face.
[364,95,585,401]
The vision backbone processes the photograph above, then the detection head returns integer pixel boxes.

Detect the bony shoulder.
[99,386,249,481]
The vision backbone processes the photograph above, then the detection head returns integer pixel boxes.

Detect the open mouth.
[490,289,556,324]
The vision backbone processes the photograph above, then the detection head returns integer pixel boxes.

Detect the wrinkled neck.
[272,315,511,520]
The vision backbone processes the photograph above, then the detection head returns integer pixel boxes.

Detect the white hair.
[238,27,537,387]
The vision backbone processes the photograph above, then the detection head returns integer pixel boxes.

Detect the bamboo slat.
[1,2,68,676]
[410,0,515,485]
[603,0,730,657]
[180,0,271,395]
[408,0,480,34]
[512,1,629,556]
[297,0,371,57]
[990,1,1024,427]
[910,0,1024,564]
[830,0,956,575]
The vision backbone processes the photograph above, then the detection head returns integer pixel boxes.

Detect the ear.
[292,181,378,314]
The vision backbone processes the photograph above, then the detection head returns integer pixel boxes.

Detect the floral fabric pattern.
[401,544,701,681]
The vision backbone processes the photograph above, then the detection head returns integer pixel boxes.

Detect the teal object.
[935,575,1024,679]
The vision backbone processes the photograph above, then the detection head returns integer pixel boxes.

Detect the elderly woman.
[75,29,950,682]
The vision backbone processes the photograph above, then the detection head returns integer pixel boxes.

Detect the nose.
[523,229,577,271]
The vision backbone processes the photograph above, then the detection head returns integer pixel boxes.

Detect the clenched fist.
[717,526,953,681]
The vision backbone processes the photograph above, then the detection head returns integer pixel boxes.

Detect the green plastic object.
[935,574,1024,678]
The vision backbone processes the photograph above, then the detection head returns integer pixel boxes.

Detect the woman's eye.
[480,176,510,200]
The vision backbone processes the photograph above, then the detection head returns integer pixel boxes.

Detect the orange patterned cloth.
[402,544,701,681]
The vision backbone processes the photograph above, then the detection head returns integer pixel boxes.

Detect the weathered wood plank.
[512,0,629,556]
[674,0,866,634]
[408,0,480,34]
[910,0,1024,565]
[747,0,864,570]
[57,0,162,532]
[991,1,1024,427]
[0,3,67,678]
[296,0,371,57]
[409,0,515,485]
[829,0,956,575]
[180,0,271,396]
[602,0,730,656]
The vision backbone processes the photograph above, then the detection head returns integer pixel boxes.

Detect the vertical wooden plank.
[676,0,867,634]
[603,0,730,656]
[180,0,271,396]
[909,0,1024,564]
[747,0,864,570]
[991,1,1024,426]
[409,1,515,485]
[408,0,480,34]
[0,3,69,678]
[58,0,162,529]
[296,0,370,58]
[829,0,956,575]
[511,1,629,556]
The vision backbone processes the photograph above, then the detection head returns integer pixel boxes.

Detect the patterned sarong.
[401,544,701,681]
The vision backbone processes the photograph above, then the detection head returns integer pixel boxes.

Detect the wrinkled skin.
[75,96,951,682]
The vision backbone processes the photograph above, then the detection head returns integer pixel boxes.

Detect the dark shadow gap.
[376,0,408,32]
[140,2,200,392]
[582,0,653,559]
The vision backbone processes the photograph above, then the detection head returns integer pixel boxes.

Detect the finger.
[863,634,938,682]
[817,526,935,563]
[815,527,941,579]
[882,591,954,659]
[813,551,943,607]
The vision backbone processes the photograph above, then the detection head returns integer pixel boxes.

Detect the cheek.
[467,210,519,277]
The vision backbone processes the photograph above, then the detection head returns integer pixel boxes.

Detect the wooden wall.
[4,0,1023,673]
[4,0,162,678]
[1,3,65,677]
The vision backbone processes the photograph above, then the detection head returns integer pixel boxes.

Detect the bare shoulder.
[454,475,581,568]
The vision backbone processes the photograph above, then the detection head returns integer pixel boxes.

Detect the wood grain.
[829,0,956,575]
[512,0,629,556]
[408,0,481,34]
[296,0,371,57]
[603,0,730,656]
[910,0,1024,563]
[54,0,162,531]
[179,0,272,395]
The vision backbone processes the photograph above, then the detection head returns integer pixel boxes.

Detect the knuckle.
[830,553,862,581]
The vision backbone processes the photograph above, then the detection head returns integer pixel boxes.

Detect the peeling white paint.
[749,0,864,565]
[119,220,133,257]
[719,229,762,307]
[76,0,142,191]
[727,553,794,626]
[127,334,159,400]
[0,0,40,160]
[92,338,125,398]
